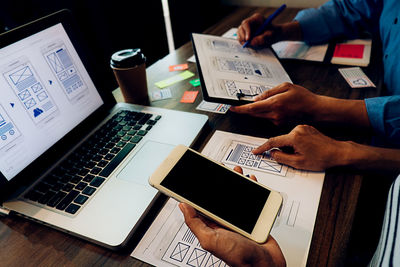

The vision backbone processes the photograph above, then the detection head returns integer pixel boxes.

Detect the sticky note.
[169,63,188,72]
[155,71,195,88]
[189,78,201,87]
[338,67,376,88]
[180,91,198,103]
[150,88,172,101]
[196,100,230,114]
[333,44,364,59]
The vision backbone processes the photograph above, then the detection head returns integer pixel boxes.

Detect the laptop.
[0,10,208,249]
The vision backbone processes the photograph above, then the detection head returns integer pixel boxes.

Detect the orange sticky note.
[333,44,364,59]
[169,63,189,72]
[180,91,198,103]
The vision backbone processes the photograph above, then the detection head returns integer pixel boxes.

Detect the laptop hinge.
[0,206,10,216]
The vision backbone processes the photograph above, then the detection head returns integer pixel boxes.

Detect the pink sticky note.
[180,91,199,103]
[333,44,364,59]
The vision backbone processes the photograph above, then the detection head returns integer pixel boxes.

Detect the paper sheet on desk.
[131,130,325,267]
[192,33,291,102]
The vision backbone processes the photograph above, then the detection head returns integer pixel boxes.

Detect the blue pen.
[242,4,287,48]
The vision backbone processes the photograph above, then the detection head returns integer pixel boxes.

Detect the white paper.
[132,130,325,267]
[187,28,238,63]
[192,33,291,102]
[272,41,328,62]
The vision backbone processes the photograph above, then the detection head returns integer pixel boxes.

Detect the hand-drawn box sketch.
[42,40,87,102]
[219,79,274,99]
[3,58,58,124]
[221,140,288,177]
[0,104,21,150]
[162,222,228,267]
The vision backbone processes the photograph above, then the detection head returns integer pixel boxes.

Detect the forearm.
[312,95,371,128]
[337,141,400,171]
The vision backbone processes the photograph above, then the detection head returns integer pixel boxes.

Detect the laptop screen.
[0,22,103,181]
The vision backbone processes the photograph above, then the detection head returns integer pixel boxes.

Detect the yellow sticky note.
[155,71,195,88]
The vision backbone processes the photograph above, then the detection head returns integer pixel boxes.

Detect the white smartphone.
[149,144,283,243]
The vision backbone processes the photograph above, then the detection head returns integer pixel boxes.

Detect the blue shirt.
[295,0,400,146]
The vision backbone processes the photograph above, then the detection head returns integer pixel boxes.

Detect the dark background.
[0,0,235,92]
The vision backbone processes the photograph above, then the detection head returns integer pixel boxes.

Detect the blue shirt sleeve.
[294,0,382,44]
[365,96,400,146]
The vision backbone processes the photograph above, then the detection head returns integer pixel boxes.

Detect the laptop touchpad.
[116,141,175,185]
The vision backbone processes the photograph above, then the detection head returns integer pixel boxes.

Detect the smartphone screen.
[160,149,271,234]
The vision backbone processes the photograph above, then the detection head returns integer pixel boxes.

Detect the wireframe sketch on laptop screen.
[0,23,103,180]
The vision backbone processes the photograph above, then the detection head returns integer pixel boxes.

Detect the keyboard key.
[75,182,88,191]
[127,130,137,136]
[25,190,43,202]
[99,143,136,177]
[65,203,80,214]
[62,183,75,192]
[74,194,88,205]
[122,136,132,142]
[38,190,56,204]
[104,153,115,161]
[145,125,152,131]
[82,186,96,196]
[47,191,67,207]
[137,130,147,136]
[90,177,105,187]
[110,147,121,154]
[83,174,95,183]
[78,168,90,177]
[56,190,79,210]
[97,160,108,167]
[138,114,152,125]
[130,136,142,143]
[116,141,126,147]
[70,175,82,184]
[90,167,102,175]
[155,115,161,120]
[146,120,157,126]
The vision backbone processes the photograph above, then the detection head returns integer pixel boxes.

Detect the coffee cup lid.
[110,48,146,68]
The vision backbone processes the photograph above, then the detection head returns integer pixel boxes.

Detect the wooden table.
[0,6,389,266]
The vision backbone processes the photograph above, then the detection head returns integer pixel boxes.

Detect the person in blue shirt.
[232,0,400,147]
[179,0,400,266]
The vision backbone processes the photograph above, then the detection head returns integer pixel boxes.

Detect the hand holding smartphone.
[149,145,282,243]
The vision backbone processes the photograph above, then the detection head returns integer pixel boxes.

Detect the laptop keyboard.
[24,110,161,215]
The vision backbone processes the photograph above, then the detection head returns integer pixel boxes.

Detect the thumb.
[254,82,290,101]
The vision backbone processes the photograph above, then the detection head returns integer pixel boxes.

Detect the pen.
[242,4,287,48]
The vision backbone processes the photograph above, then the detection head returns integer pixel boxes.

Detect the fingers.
[230,82,292,115]
[252,134,294,155]
[233,166,243,174]
[254,82,291,101]
[230,100,272,114]
[238,13,264,44]
[248,174,257,182]
[268,150,300,168]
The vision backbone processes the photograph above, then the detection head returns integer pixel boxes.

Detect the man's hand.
[230,82,319,126]
[253,125,346,171]
[179,166,286,267]
[237,13,302,47]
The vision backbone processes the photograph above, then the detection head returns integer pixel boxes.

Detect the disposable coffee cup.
[110,48,149,105]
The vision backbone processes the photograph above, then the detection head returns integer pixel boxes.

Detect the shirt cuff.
[365,97,386,137]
